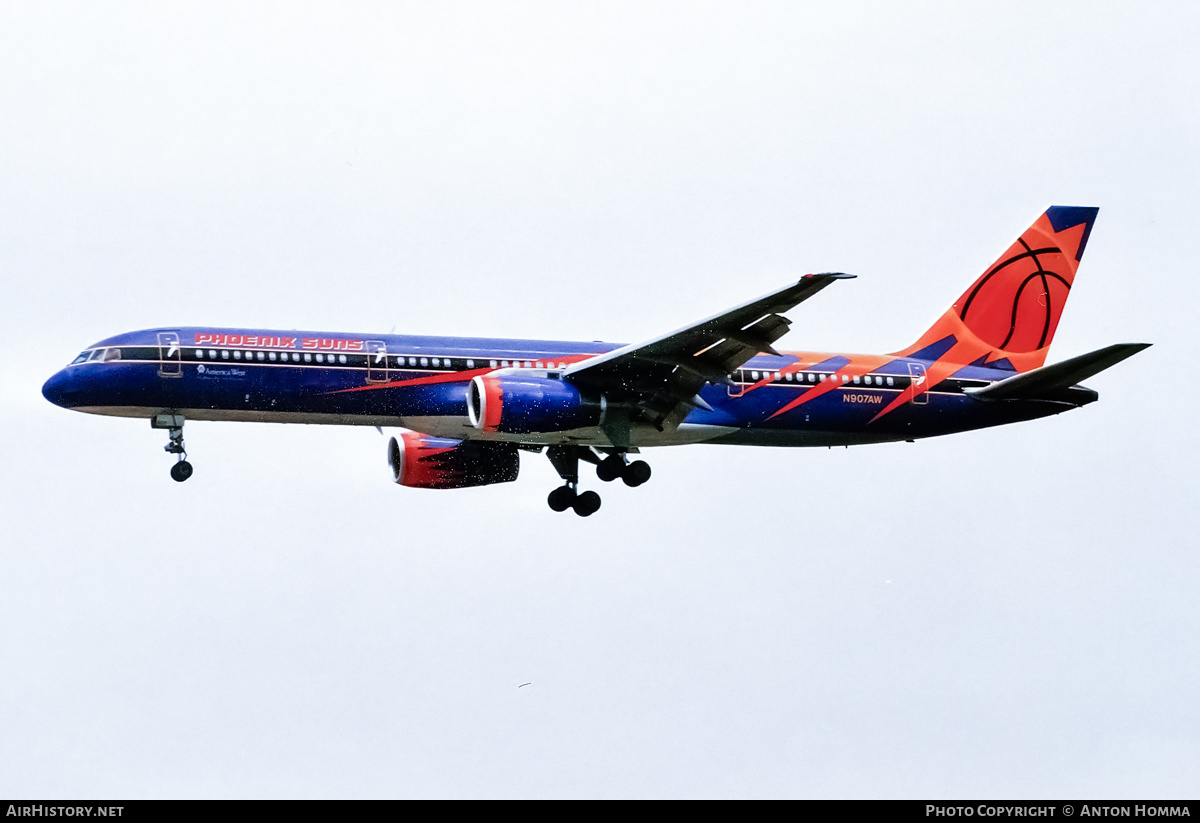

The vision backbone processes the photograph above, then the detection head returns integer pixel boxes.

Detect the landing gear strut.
[152,413,193,482]
[545,445,602,517]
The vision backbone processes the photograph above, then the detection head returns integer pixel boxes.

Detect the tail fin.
[895,206,1099,372]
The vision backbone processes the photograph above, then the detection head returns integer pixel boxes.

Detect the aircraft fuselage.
[42,326,1092,449]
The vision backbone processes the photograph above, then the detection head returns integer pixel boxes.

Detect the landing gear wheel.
[596,455,624,482]
[547,485,576,512]
[622,460,651,487]
[170,460,193,482]
[572,490,601,517]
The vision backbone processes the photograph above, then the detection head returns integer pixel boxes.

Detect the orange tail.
[895,206,1098,372]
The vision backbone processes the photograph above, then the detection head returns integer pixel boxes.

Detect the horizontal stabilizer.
[965,343,1150,401]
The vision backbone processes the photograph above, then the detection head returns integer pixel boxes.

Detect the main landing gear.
[595,453,652,487]
[152,413,193,482]
[545,446,652,516]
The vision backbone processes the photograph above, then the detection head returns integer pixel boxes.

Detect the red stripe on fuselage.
[766,355,892,421]
[321,368,491,394]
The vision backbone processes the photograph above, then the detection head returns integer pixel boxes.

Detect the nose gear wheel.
[152,413,193,482]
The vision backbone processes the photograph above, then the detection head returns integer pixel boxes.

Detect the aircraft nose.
[42,369,78,408]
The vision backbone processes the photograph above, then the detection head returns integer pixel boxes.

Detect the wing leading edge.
[563,273,854,436]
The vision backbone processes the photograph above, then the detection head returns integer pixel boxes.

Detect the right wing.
[564,273,854,433]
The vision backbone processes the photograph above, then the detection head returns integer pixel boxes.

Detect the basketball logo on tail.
[897,206,1098,373]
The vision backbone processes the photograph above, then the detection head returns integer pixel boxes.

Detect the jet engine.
[467,374,603,434]
[388,432,520,489]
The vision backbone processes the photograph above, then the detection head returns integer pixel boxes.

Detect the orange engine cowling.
[387,432,520,489]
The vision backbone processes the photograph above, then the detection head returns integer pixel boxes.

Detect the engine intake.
[467,374,603,434]
[388,432,519,489]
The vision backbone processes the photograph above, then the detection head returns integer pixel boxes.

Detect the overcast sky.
[2,1,1197,798]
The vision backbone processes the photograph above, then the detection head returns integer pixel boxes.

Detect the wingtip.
[1111,342,1152,354]
[803,272,856,281]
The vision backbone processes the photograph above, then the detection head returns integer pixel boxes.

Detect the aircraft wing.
[563,273,854,432]
[965,343,1151,401]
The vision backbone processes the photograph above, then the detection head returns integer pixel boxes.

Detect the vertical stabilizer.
[896,206,1098,372]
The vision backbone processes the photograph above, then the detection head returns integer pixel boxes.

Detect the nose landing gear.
[152,413,193,482]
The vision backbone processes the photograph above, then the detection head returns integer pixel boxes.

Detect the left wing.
[563,273,854,434]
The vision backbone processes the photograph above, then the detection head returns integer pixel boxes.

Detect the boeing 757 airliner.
[43,207,1148,515]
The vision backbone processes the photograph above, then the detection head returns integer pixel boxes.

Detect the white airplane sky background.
[2,1,1197,798]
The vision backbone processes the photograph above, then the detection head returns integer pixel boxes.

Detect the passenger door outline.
[908,362,928,405]
[157,332,181,377]
[366,340,389,383]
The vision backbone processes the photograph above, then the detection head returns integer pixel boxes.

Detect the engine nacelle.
[467,374,603,434]
[388,433,519,489]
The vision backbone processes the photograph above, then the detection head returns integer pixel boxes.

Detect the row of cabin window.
[394,357,572,370]
[194,349,350,364]
[741,370,899,387]
[79,347,908,391]
[488,359,570,370]
[186,349,578,372]
[80,348,909,391]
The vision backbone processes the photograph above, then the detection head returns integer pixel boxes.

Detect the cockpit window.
[88,349,105,362]
[102,348,122,362]
[71,351,91,365]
